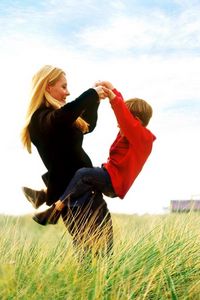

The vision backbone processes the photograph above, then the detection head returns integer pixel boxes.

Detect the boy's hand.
[102,87,116,100]
[95,80,114,90]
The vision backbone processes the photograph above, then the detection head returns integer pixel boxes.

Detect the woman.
[21,65,113,255]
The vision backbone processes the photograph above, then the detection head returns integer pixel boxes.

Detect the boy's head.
[125,98,153,127]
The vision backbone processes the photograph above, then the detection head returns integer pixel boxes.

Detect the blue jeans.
[60,167,116,206]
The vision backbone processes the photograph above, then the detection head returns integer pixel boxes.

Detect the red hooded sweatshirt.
[103,89,156,199]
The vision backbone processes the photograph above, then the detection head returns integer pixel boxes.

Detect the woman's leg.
[61,191,113,259]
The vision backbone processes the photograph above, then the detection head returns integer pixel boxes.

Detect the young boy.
[33,81,156,225]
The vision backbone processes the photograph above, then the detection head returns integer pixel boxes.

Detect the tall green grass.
[1,212,200,299]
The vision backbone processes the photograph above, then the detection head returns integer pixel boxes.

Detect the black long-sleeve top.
[29,88,99,205]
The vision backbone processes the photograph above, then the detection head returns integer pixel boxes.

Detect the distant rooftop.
[170,200,200,212]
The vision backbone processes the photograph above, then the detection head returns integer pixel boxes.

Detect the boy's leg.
[60,166,114,206]
[32,166,114,226]
[31,166,95,226]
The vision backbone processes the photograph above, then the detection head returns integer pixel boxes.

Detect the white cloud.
[77,6,200,53]
[174,0,200,8]
[109,0,126,10]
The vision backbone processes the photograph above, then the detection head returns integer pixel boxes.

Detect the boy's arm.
[98,81,154,145]
[110,93,152,144]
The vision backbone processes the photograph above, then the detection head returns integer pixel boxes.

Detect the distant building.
[170,200,200,213]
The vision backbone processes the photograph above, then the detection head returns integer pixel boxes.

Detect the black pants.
[61,191,113,258]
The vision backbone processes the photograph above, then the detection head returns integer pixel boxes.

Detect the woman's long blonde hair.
[21,65,89,153]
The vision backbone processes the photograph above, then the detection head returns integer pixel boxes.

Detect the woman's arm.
[36,88,100,133]
[52,88,99,126]
[80,100,99,133]
[81,85,108,133]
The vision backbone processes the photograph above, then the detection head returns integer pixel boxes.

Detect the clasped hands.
[93,80,116,100]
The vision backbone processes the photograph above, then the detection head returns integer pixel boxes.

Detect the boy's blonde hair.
[125,98,153,127]
[21,65,89,153]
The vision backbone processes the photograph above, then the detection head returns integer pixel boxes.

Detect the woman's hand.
[95,80,114,90]
[93,86,108,100]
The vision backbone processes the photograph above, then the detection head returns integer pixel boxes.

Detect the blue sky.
[0,0,200,215]
[1,0,200,56]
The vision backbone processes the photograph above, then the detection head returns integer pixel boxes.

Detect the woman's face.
[47,74,70,104]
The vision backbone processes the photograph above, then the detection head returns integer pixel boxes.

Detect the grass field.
[1,212,200,300]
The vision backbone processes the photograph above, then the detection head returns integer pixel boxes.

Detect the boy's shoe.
[22,187,46,209]
[32,205,61,226]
